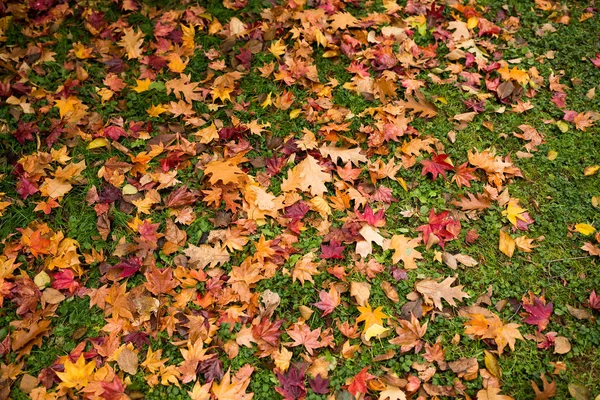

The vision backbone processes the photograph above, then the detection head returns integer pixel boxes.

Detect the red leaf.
[252,319,283,346]
[321,241,345,259]
[421,153,454,180]
[586,290,600,311]
[355,205,386,227]
[416,209,461,249]
[522,294,553,332]
[103,126,127,140]
[313,287,340,317]
[346,367,375,397]
[308,375,330,395]
[16,177,39,199]
[452,162,477,188]
[52,270,81,293]
[275,366,306,400]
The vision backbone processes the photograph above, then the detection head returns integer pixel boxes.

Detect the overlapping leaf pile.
[1,0,600,399]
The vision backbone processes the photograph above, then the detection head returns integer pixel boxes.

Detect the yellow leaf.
[499,231,515,257]
[118,27,145,59]
[364,323,389,340]
[467,16,479,29]
[269,39,286,59]
[356,302,388,333]
[146,104,167,117]
[132,78,152,93]
[56,355,96,389]
[273,347,292,372]
[556,121,569,132]
[97,88,114,103]
[584,165,600,176]
[260,92,272,108]
[314,28,328,47]
[181,24,195,50]
[39,178,72,199]
[54,96,80,118]
[501,199,527,227]
[484,350,502,378]
[547,150,558,160]
[168,53,188,73]
[289,109,302,119]
[87,138,109,149]
[211,86,234,103]
[309,196,331,218]
[575,223,596,236]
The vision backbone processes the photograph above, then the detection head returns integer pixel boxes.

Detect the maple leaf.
[356,205,386,227]
[52,269,80,293]
[144,266,178,296]
[275,365,307,400]
[387,234,423,270]
[402,92,438,118]
[185,243,230,269]
[56,354,96,389]
[286,323,322,355]
[416,209,461,249]
[415,276,469,310]
[292,252,319,285]
[585,290,600,310]
[477,386,514,400]
[321,241,345,260]
[309,375,330,394]
[319,145,367,166]
[389,313,428,353]
[421,153,454,180]
[356,302,388,332]
[522,294,553,332]
[452,162,477,187]
[379,385,407,400]
[502,199,528,227]
[499,231,515,258]
[203,158,246,185]
[464,312,523,354]
[346,367,375,397]
[118,27,145,59]
[269,39,286,59]
[282,155,332,197]
[313,286,341,316]
[330,12,358,31]
[211,368,254,400]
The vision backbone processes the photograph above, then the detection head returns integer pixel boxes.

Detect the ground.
[1,0,600,399]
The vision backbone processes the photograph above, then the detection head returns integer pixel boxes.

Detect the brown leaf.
[532,373,556,400]
[568,383,590,400]
[566,305,592,320]
[448,357,478,380]
[117,347,139,375]
[415,276,469,310]
[553,336,571,354]
[381,281,399,303]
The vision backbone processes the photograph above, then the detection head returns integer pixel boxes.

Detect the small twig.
[545,256,592,282]
[546,255,591,267]
[507,302,522,321]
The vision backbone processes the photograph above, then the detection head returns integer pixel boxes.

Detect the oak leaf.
[415,276,469,310]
